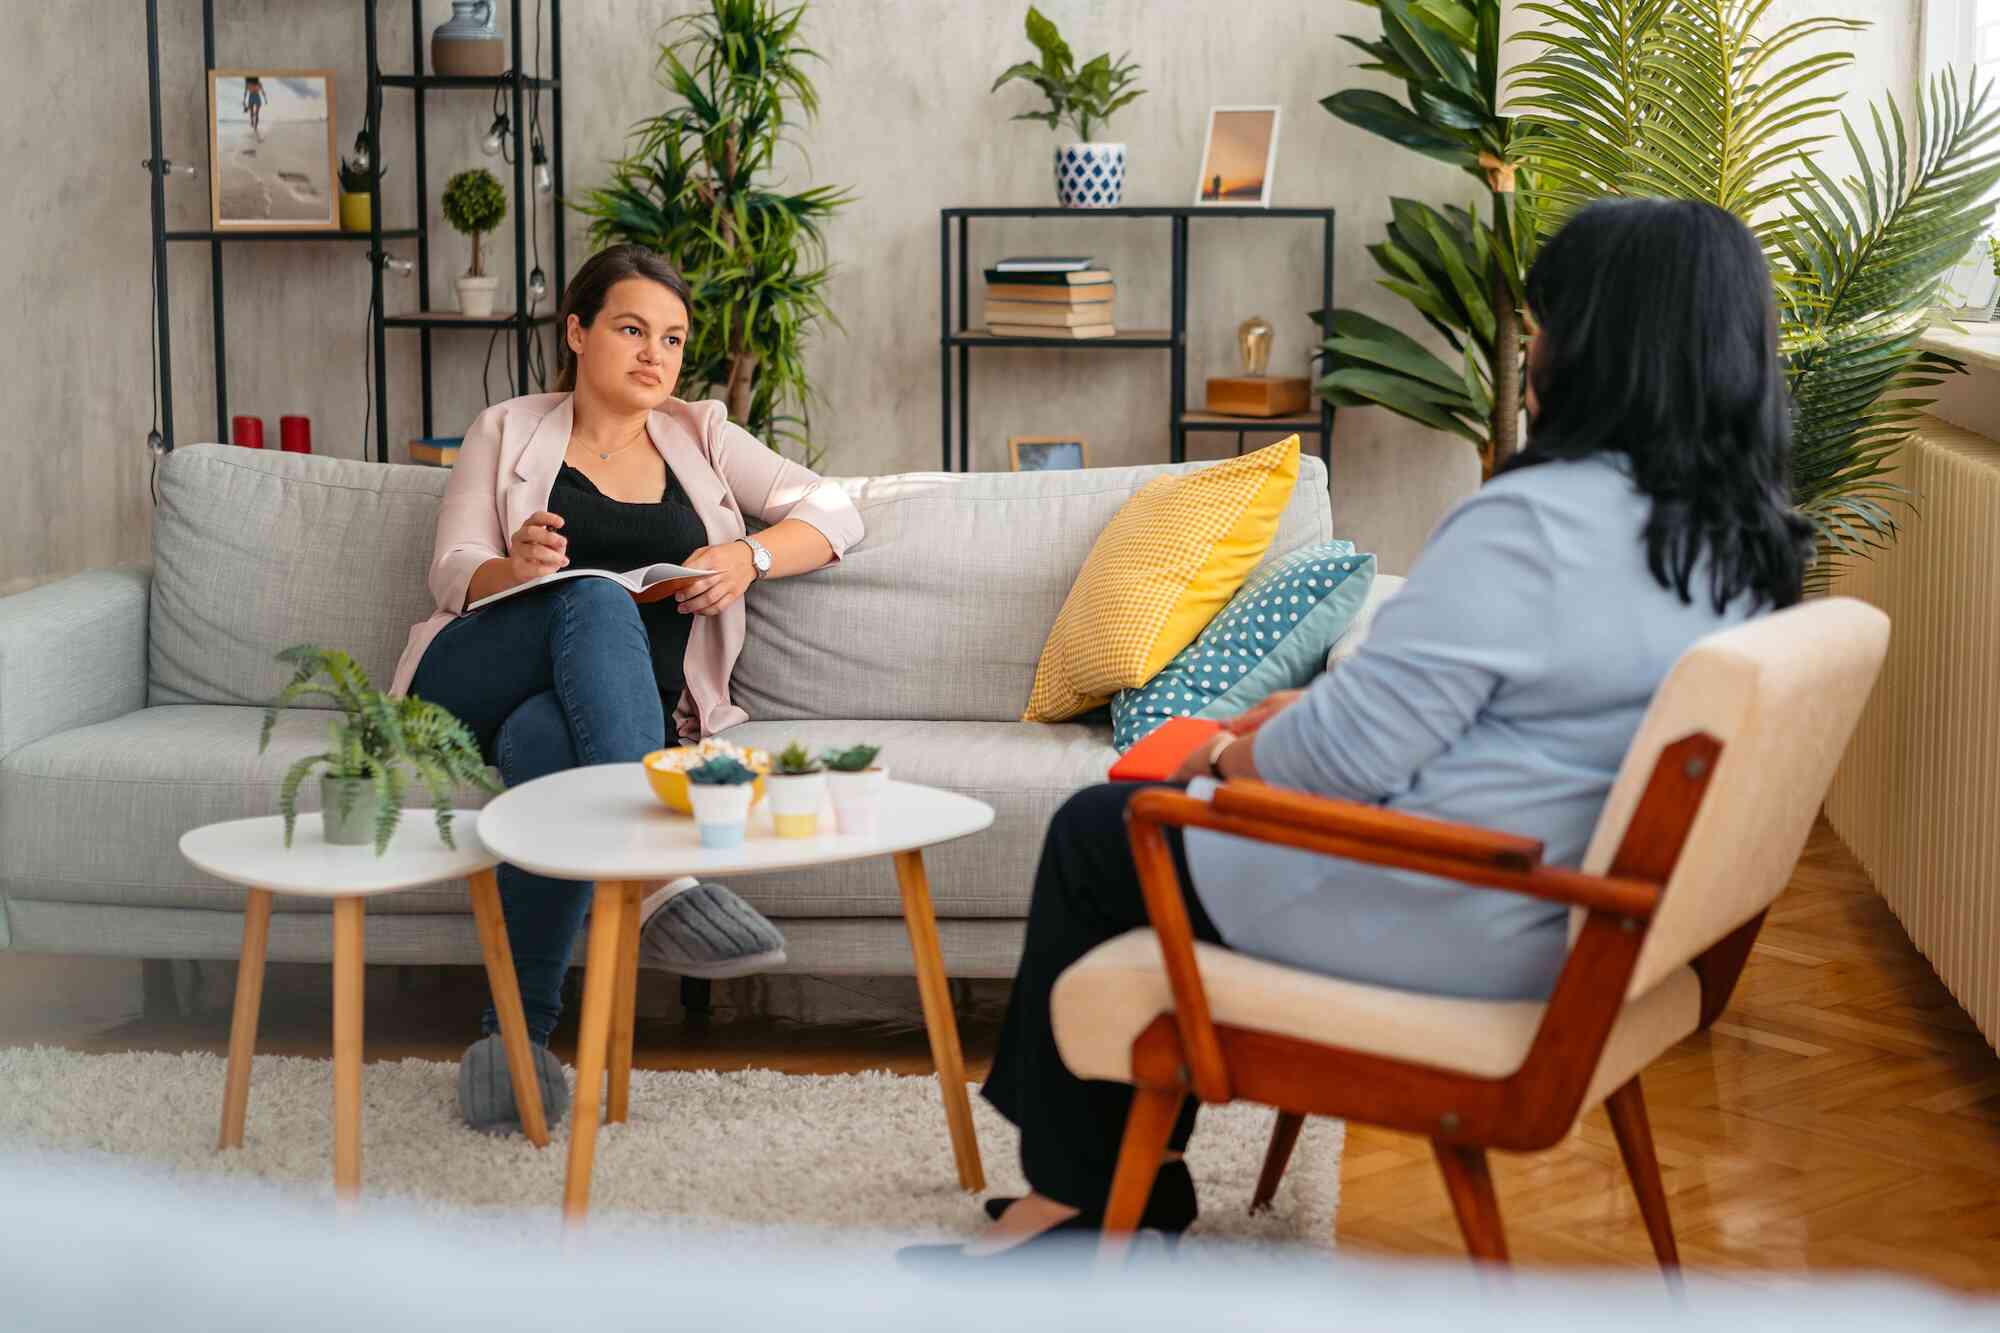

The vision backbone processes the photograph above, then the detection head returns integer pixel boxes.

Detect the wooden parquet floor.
[9,820,1998,1289]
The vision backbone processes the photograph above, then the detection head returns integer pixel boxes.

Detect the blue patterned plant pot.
[1055,142,1127,209]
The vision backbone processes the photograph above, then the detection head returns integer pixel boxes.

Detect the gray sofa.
[0,442,1363,979]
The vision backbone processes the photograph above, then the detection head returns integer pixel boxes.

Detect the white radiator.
[1827,418,2000,1050]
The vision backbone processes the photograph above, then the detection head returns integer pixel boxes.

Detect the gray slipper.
[457,1034,570,1136]
[638,880,787,979]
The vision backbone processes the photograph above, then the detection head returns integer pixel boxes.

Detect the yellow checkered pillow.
[1023,437,1301,723]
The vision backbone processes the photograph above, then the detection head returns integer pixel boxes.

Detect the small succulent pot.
[320,776,376,847]
[339,191,372,233]
[765,770,826,838]
[686,781,755,849]
[826,766,888,838]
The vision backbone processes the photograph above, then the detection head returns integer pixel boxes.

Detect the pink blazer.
[389,392,864,740]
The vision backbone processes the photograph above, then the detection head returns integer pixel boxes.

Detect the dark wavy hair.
[1503,198,1813,612]
[553,244,693,393]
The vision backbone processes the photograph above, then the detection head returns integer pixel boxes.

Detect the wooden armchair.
[1049,598,1890,1267]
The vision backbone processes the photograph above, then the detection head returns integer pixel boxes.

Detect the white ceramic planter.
[765,770,826,838]
[827,766,888,838]
[455,274,498,317]
[320,776,375,847]
[1054,142,1126,208]
[686,781,755,849]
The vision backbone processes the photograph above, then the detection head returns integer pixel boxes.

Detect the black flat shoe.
[897,1210,1106,1275]
[977,1162,1199,1230]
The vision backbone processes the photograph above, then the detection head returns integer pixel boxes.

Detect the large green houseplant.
[575,0,854,464]
[259,646,498,855]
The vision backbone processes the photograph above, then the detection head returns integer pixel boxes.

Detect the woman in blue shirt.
[913,199,1817,1267]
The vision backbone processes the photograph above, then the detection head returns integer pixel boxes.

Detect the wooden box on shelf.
[1204,375,1310,419]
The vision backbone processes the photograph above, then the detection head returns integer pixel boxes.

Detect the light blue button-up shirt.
[1184,453,1759,999]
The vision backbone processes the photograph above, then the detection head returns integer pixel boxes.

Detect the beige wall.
[0,1,1921,597]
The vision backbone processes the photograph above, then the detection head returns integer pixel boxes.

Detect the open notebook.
[467,561,714,612]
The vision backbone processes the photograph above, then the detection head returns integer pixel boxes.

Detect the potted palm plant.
[820,744,885,837]
[442,167,506,317]
[685,755,759,849]
[259,645,498,854]
[765,741,825,839]
[992,6,1145,209]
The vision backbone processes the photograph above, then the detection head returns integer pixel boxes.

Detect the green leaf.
[1323,89,1479,166]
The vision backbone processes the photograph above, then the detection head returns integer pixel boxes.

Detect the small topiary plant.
[775,741,823,775]
[442,167,507,277]
[820,744,881,773]
[686,755,758,786]
[260,645,498,855]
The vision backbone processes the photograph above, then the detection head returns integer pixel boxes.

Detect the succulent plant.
[819,744,881,773]
[686,755,758,786]
[775,741,822,775]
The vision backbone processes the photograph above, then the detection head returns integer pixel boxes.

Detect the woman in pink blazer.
[393,245,863,1133]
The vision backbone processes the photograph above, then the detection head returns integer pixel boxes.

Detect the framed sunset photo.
[1195,106,1280,207]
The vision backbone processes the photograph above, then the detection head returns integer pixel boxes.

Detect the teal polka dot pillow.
[1109,541,1376,752]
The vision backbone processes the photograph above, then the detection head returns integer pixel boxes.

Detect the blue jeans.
[409,579,667,1044]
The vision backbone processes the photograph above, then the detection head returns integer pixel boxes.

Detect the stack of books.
[983,256,1115,339]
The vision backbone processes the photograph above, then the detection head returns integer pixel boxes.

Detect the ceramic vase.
[687,781,755,849]
[765,771,826,838]
[827,767,888,838]
[455,273,498,317]
[1054,142,1126,209]
[431,0,505,77]
[320,776,376,847]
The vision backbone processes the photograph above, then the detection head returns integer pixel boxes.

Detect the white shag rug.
[0,1046,1340,1251]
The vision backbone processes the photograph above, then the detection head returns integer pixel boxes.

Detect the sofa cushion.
[715,718,1118,918]
[1111,541,1376,751]
[0,705,488,916]
[1024,439,1302,723]
[150,445,448,707]
[732,454,1332,725]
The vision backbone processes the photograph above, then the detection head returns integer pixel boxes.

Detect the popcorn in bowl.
[642,740,771,814]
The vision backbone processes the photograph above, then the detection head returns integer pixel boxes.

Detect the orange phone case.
[1108,716,1224,782]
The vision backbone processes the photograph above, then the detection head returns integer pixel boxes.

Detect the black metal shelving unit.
[938,205,1336,478]
[142,0,564,461]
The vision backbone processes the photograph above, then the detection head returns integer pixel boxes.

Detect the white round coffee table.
[179,811,552,1202]
[477,766,996,1220]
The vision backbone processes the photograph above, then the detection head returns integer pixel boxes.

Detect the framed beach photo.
[208,69,339,231]
[1009,436,1089,472]
[1195,106,1281,207]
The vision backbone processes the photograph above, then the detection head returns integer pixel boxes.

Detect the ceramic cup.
[765,771,826,838]
[686,781,755,849]
[826,767,888,838]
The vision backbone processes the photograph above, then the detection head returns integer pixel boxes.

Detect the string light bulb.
[531,138,552,195]
[481,112,510,158]
[527,265,547,304]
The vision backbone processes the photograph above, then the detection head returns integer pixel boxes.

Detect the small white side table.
[179,811,550,1202]
[477,769,996,1220]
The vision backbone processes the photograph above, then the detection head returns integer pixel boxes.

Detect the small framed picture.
[1009,435,1089,471]
[1195,106,1281,208]
[208,69,340,231]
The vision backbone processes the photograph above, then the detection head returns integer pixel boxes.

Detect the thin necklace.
[578,434,645,463]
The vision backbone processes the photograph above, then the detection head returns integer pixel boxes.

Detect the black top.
[548,463,710,707]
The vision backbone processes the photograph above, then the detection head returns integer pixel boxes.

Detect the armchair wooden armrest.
[1209,781,1545,872]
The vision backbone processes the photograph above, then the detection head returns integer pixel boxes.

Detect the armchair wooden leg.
[217,888,273,1151]
[1431,1140,1508,1263]
[1096,1084,1184,1269]
[1605,1077,1680,1272]
[467,869,548,1149]
[1250,1111,1305,1214]
[607,882,644,1126]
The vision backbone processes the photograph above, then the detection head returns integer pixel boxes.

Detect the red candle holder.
[279,415,312,454]
[230,416,265,449]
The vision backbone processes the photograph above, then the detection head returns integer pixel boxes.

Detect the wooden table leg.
[332,896,366,1205]
[607,881,644,1125]
[564,882,629,1222]
[217,888,274,1151]
[468,868,549,1148]
[893,849,985,1192]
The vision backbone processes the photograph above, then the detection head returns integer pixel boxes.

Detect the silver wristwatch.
[738,535,772,579]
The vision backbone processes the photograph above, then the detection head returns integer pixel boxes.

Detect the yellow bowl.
[643,748,769,814]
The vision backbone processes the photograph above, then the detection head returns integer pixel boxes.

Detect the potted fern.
[820,744,885,837]
[766,741,825,839]
[259,645,498,854]
[992,6,1144,208]
[442,167,506,317]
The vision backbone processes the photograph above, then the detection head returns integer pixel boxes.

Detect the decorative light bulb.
[534,159,552,195]
[527,266,547,303]
[481,114,508,157]
[146,429,167,457]
[383,255,414,276]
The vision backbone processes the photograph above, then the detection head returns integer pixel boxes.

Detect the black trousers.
[980,782,1223,1213]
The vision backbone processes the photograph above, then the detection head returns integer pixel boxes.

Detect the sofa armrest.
[0,567,151,759]
[1327,572,1405,670]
